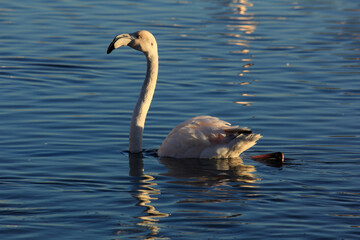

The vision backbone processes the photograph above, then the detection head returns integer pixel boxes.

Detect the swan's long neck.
[129,51,158,153]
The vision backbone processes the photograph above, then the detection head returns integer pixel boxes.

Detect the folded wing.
[158,116,262,159]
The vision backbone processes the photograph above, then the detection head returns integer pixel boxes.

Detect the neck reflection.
[128,153,169,237]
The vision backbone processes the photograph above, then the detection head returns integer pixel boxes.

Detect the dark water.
[1,0,359,239]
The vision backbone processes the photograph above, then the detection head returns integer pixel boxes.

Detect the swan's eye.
[151,42,154,46]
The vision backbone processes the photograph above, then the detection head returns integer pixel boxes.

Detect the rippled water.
[1,0,359,239]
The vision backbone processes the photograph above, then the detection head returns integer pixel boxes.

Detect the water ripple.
[0,0,359,239]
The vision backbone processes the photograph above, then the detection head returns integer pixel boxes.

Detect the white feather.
[158,116,262,159]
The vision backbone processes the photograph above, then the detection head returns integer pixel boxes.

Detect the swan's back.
[158,116,262,159]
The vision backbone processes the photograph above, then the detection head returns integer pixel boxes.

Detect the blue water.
[1,0,359,239]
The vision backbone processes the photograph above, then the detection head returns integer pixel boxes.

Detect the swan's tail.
[228,133,262,158]
[200,132,262,159]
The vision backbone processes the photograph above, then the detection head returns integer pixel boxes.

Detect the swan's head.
[107,30,157,55]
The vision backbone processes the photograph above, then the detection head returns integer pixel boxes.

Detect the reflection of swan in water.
[159,156,259,186]
[124,152,260,237]
[107,30,262,158]
[127,153,169,238]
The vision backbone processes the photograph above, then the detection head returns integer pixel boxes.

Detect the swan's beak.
[107,33,132,54]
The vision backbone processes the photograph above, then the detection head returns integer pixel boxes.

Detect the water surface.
[0,0,359,239]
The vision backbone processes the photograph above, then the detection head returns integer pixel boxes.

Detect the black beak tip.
[107,45,114,54]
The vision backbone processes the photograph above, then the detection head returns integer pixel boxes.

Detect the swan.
[107,30,262,159]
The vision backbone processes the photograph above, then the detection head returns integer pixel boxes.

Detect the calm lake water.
[1,0,359,239]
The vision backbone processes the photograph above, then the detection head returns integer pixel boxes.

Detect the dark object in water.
[251,152,284,163]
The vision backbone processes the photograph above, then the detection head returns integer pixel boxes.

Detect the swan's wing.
[158,116,262,159]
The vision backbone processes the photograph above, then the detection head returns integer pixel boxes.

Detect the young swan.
[107,30,262,158]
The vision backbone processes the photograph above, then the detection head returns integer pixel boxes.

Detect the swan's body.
[107,30,262,159]
[158,116,261,159]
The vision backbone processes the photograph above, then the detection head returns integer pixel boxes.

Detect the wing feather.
[158,116,262,159]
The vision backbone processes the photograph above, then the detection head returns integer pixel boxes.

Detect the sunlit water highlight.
[0,0,359,239]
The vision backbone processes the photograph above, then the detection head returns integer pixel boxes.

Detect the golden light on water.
[235,101,252,106]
